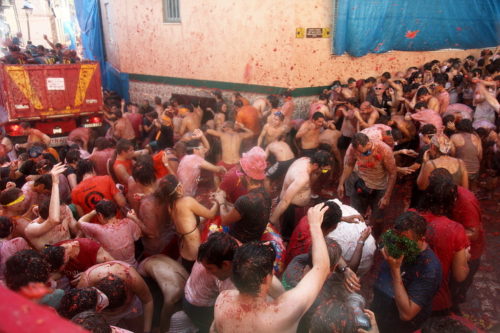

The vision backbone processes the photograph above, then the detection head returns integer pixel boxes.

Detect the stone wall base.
[129,80,315,119]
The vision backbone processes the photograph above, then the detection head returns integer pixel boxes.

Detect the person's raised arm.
[200,159,225,174]
[43,34,56,50]
[295,122,310,139]
[188,196,219,219]
[113,191,127,209]
[238,123,254,140]
[114,164,130,185]
[277,203,329,316]
[382,248,422,321]
[26,163,66,238]
[206,128,222,137]
[345,226,372,272]
[126,209,148,236]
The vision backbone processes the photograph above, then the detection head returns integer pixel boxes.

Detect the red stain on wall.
[405,30,420,39]
[243,62,252,82]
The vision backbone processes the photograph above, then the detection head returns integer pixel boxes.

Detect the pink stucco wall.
[101,0,487,89]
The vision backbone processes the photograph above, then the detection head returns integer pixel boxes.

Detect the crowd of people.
[0,46,499,333]
[1,32,80,64]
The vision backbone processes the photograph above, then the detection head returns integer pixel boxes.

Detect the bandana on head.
[92,287,110,312]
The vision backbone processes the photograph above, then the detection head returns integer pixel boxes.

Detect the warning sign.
[47,78,65,90]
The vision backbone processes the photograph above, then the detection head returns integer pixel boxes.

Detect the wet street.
[460,189,500,331]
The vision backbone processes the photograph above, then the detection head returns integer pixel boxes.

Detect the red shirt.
[417,211,469,311]
[285,216,311,267]
[220,166,247,204]
[153,151,170,179]
[71,175,120,214]
[451,186,484,260]
[55,238,101,279]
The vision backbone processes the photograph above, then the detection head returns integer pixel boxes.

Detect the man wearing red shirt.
[416,169,470,313]
[72,159,127,217]
[434,168,484,312]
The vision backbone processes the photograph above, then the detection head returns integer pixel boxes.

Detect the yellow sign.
[322,27,331,38]
[74,64,97,107]
[296,27,305,38]
[5,66,43,109]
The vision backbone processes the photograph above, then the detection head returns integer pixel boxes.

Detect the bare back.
[220,132,244,164]
[213,290,304,333]
[267,141,294,162]
[172,197,203,261]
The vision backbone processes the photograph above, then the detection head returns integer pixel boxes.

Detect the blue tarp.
[74,0,129,100]
[333,0,500,57]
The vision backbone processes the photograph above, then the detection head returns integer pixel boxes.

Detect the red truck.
[0,61,104,146]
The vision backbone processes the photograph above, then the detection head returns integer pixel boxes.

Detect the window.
[163,0,181,23]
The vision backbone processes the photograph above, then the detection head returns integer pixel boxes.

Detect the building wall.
[101,0,485,91]
[2,0,61,47]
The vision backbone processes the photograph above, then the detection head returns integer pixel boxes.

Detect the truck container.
[0,61,104,146]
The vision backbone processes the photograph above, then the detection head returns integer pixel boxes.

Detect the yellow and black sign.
[296,27,305,38]
[306,28,331,38]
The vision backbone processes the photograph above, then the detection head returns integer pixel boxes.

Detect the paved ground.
[459,188,500,331]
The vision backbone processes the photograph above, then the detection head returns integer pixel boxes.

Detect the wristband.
[336,265,347,274]
[357,240,365,245]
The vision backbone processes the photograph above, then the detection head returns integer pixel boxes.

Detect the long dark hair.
[154,174,182,211]
[417,168,458,217]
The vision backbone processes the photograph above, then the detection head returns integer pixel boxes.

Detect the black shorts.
[338,135,352,150]
[266,158,295,180]
[301,148,318,158]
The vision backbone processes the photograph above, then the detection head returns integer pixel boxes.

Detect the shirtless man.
[252,95,273,117]
[269,150,331,240]
[206,121,254,170]
[264,135,295,192]
[127,160,157,213]
[77,261,154,333]
[24,163,77,250]
[15,122,51,150]
[354,101,379,131]
[156,175,223,272]
[280,90,295,125]
[416,87,440,114]
[112,110,136,142]
[213,203,330,333]
[296,112,331,157]
[308,94,331,119]
[359,77,376,102]
[179,105,203,136]
[389,114,417,148]
[113,139,148,187]
[257,112,288,147]
[138,254,188,332]
[319,125,342,172]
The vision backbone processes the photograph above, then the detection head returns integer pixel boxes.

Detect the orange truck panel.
[0,62,103,121]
